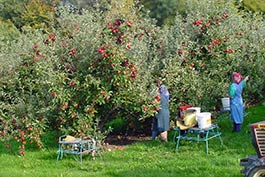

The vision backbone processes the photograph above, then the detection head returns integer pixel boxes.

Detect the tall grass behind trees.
[0,104,264,177]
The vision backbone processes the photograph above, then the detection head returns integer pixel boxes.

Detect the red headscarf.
[232,72,242,84]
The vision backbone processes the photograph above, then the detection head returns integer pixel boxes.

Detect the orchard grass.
[1,104,265,177]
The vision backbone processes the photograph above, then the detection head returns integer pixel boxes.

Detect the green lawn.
[1,104,265,177]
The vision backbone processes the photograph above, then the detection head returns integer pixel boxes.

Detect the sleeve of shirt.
[229,84,235,98]
[240,80,246,88]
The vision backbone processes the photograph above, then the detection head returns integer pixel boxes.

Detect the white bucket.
[187,107,201,115]
[221,97,230,111]
[196,112,212,129]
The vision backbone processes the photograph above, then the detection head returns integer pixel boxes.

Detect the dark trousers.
[152,117,158,140]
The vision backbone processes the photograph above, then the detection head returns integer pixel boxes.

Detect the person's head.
[232,72,242,84]
[154,79,162,87]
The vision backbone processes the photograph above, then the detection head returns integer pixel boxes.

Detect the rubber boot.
[233,123,241,132]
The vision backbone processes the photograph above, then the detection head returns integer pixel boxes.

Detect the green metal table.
[173,123,224,154]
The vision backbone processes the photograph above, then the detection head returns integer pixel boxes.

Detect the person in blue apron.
[151,79,170,141]
[228,72,249,132]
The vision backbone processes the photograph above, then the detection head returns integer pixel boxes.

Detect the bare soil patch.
[104,134,151,150]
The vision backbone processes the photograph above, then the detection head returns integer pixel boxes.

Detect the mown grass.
[1,104,265,177]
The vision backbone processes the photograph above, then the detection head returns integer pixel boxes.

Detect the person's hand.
[245,76,250,82]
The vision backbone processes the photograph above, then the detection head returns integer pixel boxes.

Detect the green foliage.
[0,0,59,31]
[0,0,27,29]
[0,20,20,43]
[142,0,180,26]
[22,0,58,30]
[242,0,265,12]
[142,0,229,26]
[105,117,125,134]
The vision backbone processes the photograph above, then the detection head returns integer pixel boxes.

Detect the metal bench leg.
[56,144,64,165]
[80,145,83,167]
[176,134,181,153]
[56,152,60,165]
[219,136,224,146]
[80,154,82,167]
[173,130,177,142]
[205,131,209,154]
[217,129,224,147]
